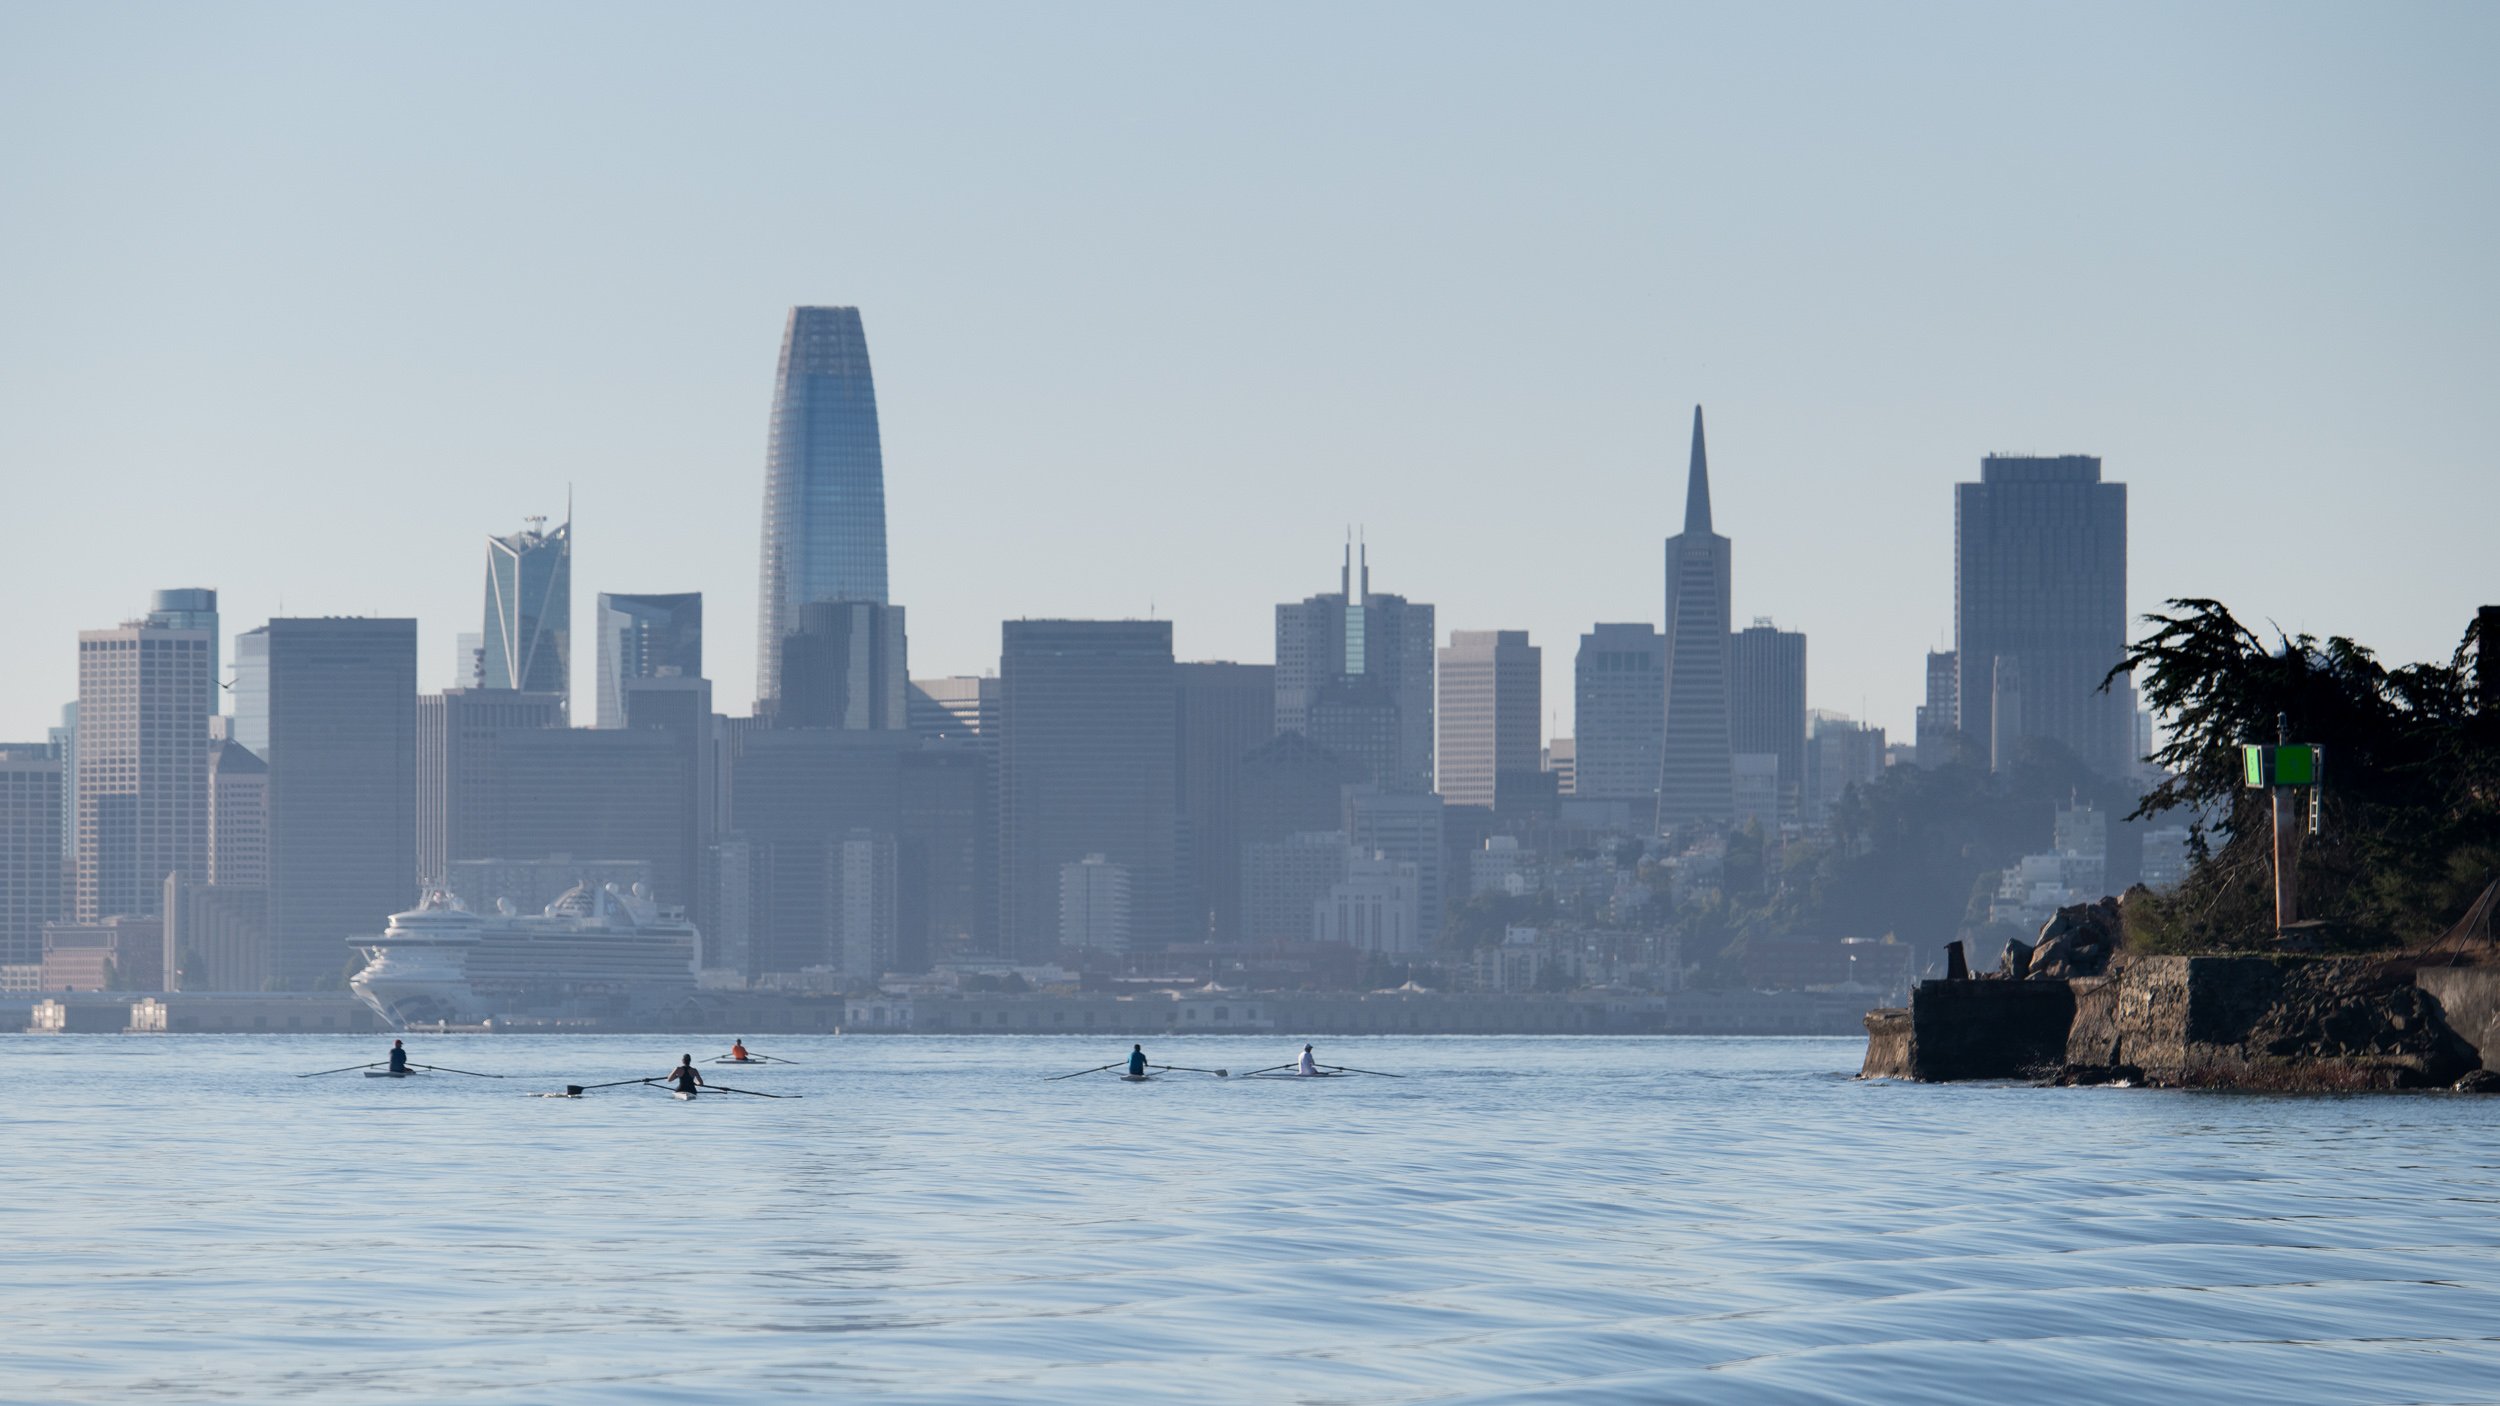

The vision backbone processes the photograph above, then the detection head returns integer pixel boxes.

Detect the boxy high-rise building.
[1954,454,2129,776]
[1274,544,1435,795]
[1729,619,1806,823]
[75,610,213,921]
[421,683,706,916]
[899,740,995,969]
[1437,630,1542,813]
[417,689,565,889]
[206,739,269,889]
[1915,648,1962,767]
[774,599,907,730]
[728,729,911,978]
[594,592,703,729]
[145,589,220,717]
[1175,660,1274,942]
[1572,623,1664,823]
[997,620,1177,960]
[264,619,416,989]
[0,743,63,967]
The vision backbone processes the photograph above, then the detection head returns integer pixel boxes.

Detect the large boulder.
[2029,897,2120,980]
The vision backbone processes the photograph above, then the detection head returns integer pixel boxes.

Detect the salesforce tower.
[756,306,892,706]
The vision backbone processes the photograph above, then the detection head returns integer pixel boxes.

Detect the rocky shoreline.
[1862,906,2500,1092]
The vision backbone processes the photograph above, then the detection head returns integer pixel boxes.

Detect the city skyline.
[0,400,2170,750]
[5,6,2492,746]
[8,14,2498,1404]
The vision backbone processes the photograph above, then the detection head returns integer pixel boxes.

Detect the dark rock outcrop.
[2025,898,2120,981]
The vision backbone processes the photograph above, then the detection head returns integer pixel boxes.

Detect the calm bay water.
[5,1034,2499,1404]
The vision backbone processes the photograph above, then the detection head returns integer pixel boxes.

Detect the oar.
[553,1077,657,1096]
[412,1063,504,1079]
[1152,1064,1230,1078]
[1324,1064,1403,1078]
[1047,1062,1122,1081]
[702,1082,799,1099]
[1240,1063,1297,1077]
[298,1061,385,1078]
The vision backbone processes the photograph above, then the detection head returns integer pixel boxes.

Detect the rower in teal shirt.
[1127,1044,1148,1077]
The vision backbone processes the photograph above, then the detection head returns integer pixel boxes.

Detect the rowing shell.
[1120,1073,1155,1082]
[365,1070,420,1078]
[673,1090,697,1100]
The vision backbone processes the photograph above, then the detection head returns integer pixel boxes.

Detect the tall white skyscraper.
[75,607,213,921]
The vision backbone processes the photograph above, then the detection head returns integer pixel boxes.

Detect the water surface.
[5,1035,2498,1403]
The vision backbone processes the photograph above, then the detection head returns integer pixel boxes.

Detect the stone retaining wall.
[1864,956,2492,1090]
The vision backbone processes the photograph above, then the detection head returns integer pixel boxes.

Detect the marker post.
[2241,715,2324,936]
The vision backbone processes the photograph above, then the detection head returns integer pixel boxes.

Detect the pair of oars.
[299,1060,504,1079]
[1045,1062,1230,1080]
[542,1077,800,1099]
[1240,1062,1403,1078]
[640,1070,795,1095]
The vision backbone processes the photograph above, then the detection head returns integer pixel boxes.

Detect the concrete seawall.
[1864,957,2500,1090]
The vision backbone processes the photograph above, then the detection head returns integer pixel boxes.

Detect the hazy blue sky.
[4,2,2494,743]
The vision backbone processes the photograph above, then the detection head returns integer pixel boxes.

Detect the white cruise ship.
[349,882,700,1028]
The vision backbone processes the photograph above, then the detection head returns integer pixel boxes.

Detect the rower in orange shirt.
[729,1039,751,1063]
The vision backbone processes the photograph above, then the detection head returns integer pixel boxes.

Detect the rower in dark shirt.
[666,1055,705,1097]
[387,1039,409,1074]
[1127,1044,1148,1077]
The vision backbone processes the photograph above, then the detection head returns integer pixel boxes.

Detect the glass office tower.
[757,306,889,706]
[484,514,572,709]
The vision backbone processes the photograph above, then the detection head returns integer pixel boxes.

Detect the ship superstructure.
[349,882,699,1028]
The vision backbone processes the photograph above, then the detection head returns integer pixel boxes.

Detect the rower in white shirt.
[1297,1044,1320,1076]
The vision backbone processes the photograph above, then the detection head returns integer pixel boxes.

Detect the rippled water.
[5,1035,2500,1403]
